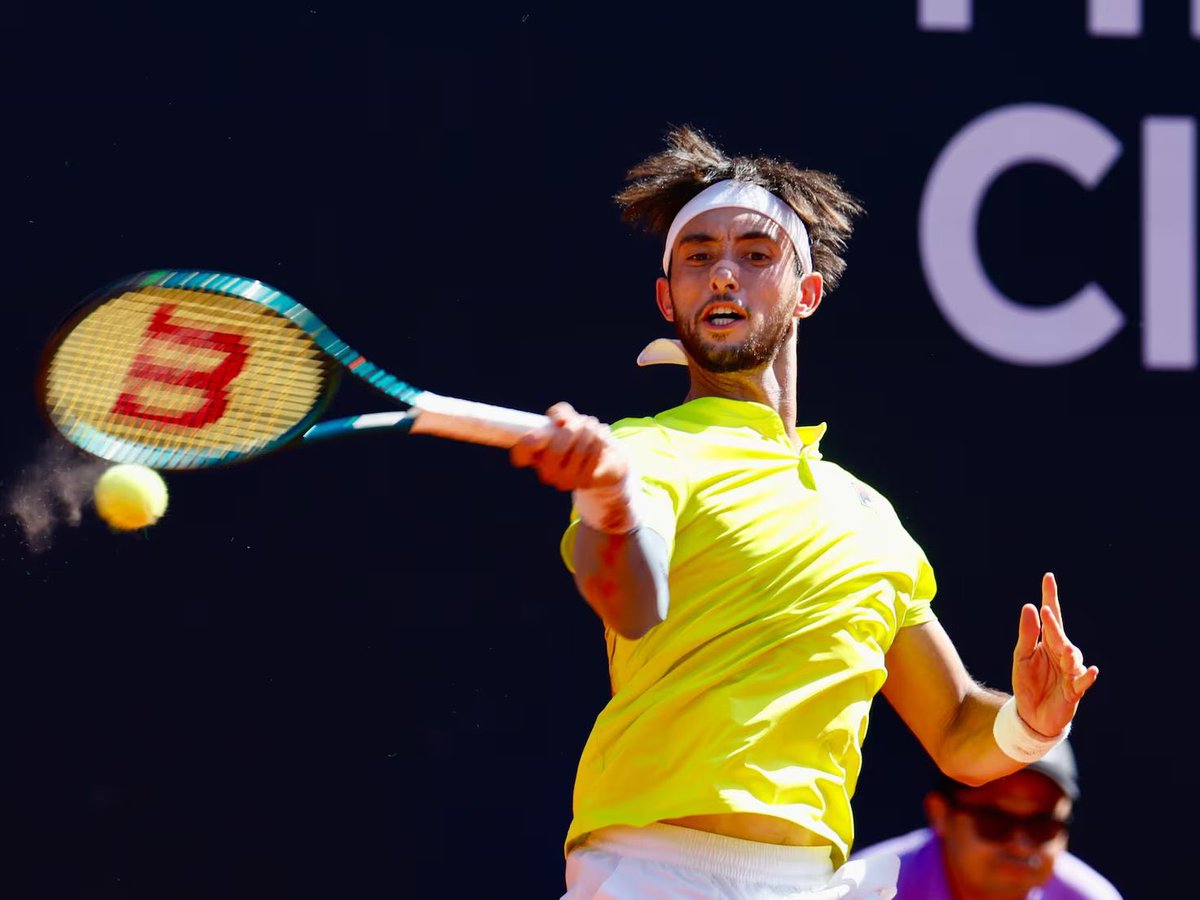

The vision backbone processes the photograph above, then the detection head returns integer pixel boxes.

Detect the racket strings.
[54,294,326,415]
[44,286,330,460]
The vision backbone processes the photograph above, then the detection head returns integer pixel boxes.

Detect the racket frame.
[36,270,450,468]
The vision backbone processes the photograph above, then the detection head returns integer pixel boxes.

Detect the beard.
[674,300,795,374]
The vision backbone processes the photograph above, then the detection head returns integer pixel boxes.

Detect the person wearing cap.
[851,739,1121,898]
[511,125,1099,899]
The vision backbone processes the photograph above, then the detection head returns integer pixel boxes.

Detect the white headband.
[661,180,812,276]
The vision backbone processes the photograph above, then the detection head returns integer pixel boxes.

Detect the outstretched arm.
[511,402,669,639]
[883,573,1098,785]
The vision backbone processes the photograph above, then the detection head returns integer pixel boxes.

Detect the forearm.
[935,685,1029,785]
[507,405,673,638]
[572,524,670,640]
[885,621,1069,787]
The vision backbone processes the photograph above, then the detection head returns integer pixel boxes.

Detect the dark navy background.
[3,4,1190,897]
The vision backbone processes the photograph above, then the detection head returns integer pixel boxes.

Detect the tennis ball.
[93,464,169,531]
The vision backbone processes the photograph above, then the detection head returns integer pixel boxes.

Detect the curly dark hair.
[615,125,863,292]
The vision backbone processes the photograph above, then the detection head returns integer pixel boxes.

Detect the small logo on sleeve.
[853,481,879,509]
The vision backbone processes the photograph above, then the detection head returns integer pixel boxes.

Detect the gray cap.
[1023,738,1080,800]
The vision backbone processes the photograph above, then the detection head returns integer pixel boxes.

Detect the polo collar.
[668,397,826,458]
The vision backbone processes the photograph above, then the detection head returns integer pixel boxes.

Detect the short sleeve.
[900,552,938,628]
[832,465,940,631]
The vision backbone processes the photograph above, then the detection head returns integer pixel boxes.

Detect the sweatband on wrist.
[993,696,1071,763]
[572,470,643,535]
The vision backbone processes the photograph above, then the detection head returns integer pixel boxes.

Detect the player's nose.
[710,262,739,293]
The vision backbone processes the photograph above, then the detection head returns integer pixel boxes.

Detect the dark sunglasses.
[946,796,1072,843]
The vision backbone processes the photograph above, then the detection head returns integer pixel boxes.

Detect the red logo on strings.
[111,303,249,428]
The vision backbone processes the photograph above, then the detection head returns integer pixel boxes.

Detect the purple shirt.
[851,828,1122,900]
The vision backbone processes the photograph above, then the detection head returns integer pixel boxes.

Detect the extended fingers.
[1071,665,1100,699]
[1036,580,1094,686]
[1076,665,1100,697]
[1034,572,1084,667]
[1013,602,1041,662]
[1040,603,1087,674]
[1041,572,1064,629]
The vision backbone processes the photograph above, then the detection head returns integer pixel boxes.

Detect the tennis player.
[511,126,1098,899]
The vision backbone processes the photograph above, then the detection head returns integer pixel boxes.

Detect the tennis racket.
[37,269,550,469]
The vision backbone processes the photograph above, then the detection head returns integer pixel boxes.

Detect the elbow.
[932,731,1000,787]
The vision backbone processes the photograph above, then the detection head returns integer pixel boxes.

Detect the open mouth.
[702,303,747,328]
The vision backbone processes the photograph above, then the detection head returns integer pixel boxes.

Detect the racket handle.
[409,392,550,448]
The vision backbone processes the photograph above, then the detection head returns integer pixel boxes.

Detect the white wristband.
[572,469,644,535]
[993,696,1071,763]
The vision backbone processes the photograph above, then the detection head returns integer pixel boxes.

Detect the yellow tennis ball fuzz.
[93,464,169,531]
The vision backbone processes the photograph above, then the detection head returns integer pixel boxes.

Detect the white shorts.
[562,823,899,899]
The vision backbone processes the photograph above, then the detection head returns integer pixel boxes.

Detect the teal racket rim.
[36,269,348,470]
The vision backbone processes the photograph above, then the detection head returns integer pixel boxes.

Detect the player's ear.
[794,271,823,319]
[924,792,951,836]
[656,276,675,322]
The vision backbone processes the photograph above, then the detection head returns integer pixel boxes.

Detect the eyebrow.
[677,230,780,246]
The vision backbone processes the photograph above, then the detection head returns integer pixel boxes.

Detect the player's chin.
[700,319,748,336]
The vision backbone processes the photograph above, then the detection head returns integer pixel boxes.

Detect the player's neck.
[684,344,801,449]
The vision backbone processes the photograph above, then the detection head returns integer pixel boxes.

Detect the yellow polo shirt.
[559,398,938,866]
